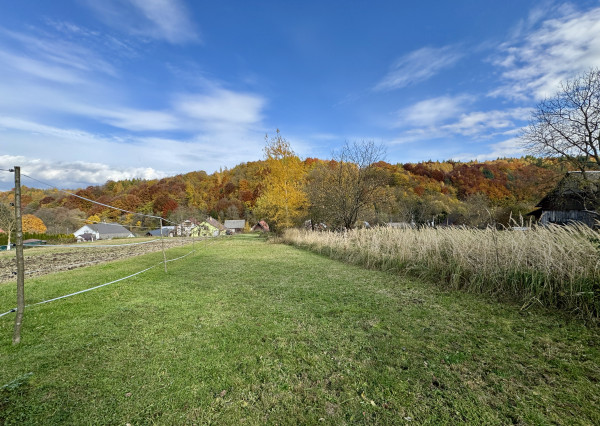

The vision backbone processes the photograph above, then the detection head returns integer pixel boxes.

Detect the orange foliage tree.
[22,214,47,233]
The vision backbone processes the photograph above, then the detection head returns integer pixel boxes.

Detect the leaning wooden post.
[160,218,167,273]
[12,166,25,345]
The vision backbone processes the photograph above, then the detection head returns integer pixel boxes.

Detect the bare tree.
[522,68,600,172]
[306,141,387,229]
[0,202,16,250]
[35,207,86,234]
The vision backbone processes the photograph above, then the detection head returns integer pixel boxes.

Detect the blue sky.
[2,0,600,190]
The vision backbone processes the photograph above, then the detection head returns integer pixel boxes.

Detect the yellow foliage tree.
[22,214,47,233]
[255,130,308,231]
[85,214,101,224]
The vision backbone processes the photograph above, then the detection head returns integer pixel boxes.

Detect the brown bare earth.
[0,238,197,283]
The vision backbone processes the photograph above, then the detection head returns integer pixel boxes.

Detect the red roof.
[253,220,269,231]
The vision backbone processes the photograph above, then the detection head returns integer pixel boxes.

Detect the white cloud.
[396,95,471,127]
[442,108,531,136]
[175,89,266,127]
[390,96,530,145]
[492,5,600,100]
[87,107,180,132]
[128,0,198,43]
[375,46,463,91]
[1,113,268,190]
[85,0,199,44]
[0,50,85,85]
[0,27,117,76]
[451,138,526,162]
[0,155,166,190]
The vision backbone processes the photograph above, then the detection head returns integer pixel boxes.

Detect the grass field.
[1,235,599,424]
[283,226,600,322]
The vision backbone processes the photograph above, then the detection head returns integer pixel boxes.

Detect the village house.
[73,223,135,240]
[224,219,246,234]
[529,171,600,228]
[192,217,226,237]
[176,219,200,237]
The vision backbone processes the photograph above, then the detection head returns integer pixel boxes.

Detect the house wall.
[540,210,598,227]
[74,225,99,240]
[194,223,220,237]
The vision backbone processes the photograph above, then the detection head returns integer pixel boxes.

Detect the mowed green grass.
[1,234,599,424]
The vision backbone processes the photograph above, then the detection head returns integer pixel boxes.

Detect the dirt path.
[0,238,198,283]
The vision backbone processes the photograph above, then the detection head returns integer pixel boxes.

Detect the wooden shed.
[529,171,599,227]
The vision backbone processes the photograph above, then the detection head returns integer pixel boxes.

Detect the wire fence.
[0,168,226,330]
[0,237,218,319]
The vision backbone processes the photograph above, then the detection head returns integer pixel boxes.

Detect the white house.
[74,223,135,240]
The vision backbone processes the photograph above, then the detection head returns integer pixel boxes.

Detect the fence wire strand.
[0,241,210,318]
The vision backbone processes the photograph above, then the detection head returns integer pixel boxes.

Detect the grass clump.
[282,225,600,322]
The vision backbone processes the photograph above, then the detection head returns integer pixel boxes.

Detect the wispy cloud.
[391,94,529,145]
[491,5,600,100]
[375,46,463,91]
[396,95,472,127]
[175,89,266,129]
[451,137,526,162]
[85,0,199,44]
[442,108,531,136]
[0,114,267,190]
[0,27,118,76]
[0,16,268,190]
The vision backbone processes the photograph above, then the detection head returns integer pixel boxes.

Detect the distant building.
[224,219,246,234]
[176,219,200,237]
[145,226,176,237]
[193,217,226,237]
[529,171,599,227]
[74,223,135,240]
[252,220,270,232]
[76,233,96,242]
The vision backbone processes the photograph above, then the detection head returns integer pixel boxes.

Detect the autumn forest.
[0,134,568,236]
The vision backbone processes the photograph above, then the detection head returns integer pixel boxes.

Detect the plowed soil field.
[0,238,197,283]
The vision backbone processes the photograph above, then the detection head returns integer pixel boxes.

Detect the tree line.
[3,68,599,235]
[0,153,566,235]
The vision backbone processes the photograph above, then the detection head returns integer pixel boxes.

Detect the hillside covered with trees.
[0,143,567,235]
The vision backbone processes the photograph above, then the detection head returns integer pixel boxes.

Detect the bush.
[0,233,76,245]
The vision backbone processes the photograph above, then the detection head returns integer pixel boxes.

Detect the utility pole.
[12,166,25,345]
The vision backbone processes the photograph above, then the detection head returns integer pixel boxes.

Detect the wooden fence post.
[12,166,25,345]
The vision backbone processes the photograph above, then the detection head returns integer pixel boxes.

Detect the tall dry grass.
[282,225,600,322]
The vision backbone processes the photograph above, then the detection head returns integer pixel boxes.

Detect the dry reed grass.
[282,225,600,322]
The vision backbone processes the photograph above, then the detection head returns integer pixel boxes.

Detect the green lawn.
[1,234,599,424]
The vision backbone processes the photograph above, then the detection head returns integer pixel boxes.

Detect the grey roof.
[87,223,134,237]
[224,219,246,229]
